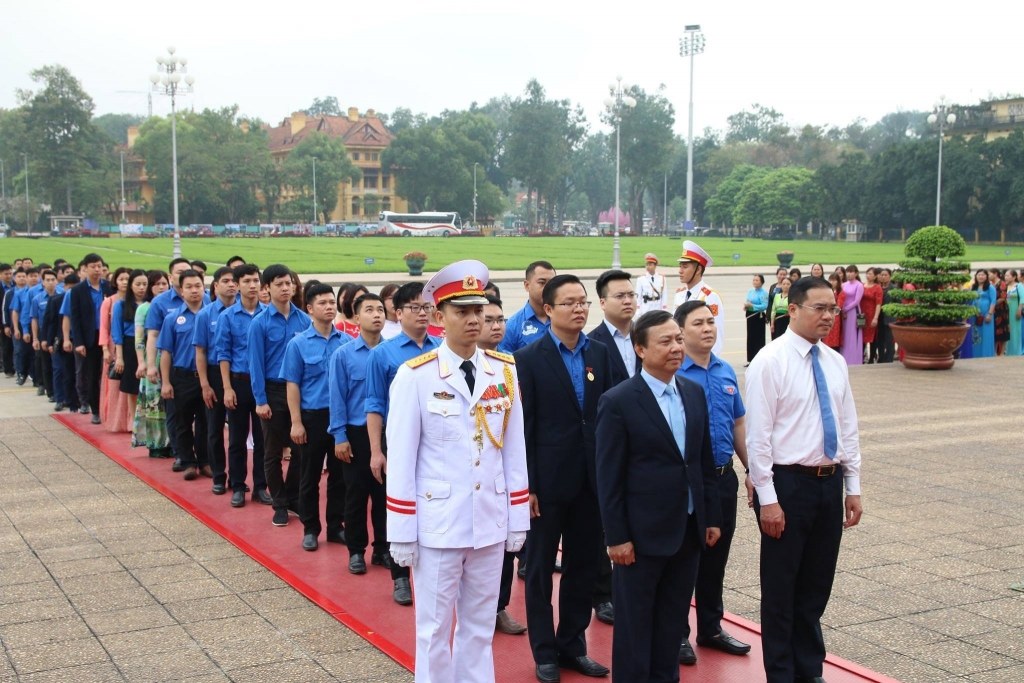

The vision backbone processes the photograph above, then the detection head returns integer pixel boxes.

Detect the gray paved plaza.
[0,357,1022,682]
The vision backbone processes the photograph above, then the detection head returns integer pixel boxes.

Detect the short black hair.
[178,269,204,288]
[226,255,245,267]
[484,294,503,309]
[0,263,10,273]
[212,266,234,283]
[169,257,191,272]
[25,267,39,276]
[789,276,832,306]
[881,267,892,275]
[353,292,383,314]
[63,272,80,286]
[483,282,501,299]
[304,283,334,307]
[542,274,585,307]
[233,264,260,282]
[41,269,57,280]
[262,264,291,286]
[789,268,802,278]
[673,300,709,327]
[595,269,632,299]
[393,282,425,311]
[53,259,68,268]
[82,253,103,267]
[632,310,674,348]
[526,260,555,280]
[37,263,51,271]
[190,260,207,271]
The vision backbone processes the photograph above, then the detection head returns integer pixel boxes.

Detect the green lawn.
[5,236,1021,274]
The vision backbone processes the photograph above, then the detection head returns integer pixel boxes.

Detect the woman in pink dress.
[840,265,864,365]
[99,267,132,432]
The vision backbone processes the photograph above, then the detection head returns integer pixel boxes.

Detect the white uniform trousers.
[414,542,505,683]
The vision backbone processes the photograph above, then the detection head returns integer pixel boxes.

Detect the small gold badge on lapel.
[586,366,595,382]
[433,391,455,400]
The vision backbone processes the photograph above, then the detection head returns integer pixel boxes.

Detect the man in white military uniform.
[635,253,668,316]
[386,260,530,683]
[672,240,725,356]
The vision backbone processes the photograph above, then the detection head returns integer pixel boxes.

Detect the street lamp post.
[120,151,127,223]
[604,76,637,269]
[473,162,478,226]
[680,25,705,230]
[150,46,195,258]
[22,153,30,233]
[927,97,957,227]
[311,156,317,225]
[1,159,6,227]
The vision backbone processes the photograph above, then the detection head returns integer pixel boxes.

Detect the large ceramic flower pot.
[405,261,425,276]
[777,252,794,268]
[890,323,969,370]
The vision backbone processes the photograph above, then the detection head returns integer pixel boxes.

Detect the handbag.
[856,307,866,329]
[107,359,122,381]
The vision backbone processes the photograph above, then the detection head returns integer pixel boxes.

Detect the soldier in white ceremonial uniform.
[386,260,530,683]
[672,240,725,357]
[635,253,668,316]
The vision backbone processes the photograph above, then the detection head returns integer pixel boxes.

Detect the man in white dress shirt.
[635,253,667,316]
[386,260,530,683]
[672,241,724,356]
[745,276,863,683]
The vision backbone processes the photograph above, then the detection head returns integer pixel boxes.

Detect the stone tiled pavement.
[0,358,1022,681]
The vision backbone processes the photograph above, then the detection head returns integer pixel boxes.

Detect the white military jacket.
[672,278,725,357]
[636,272,668,316]
[386,342,530,550]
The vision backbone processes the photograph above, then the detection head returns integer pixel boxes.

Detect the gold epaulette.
[484,349,515,364]
[405,351,438,369]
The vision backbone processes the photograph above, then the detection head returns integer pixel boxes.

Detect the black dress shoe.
[556,655,608,677]
[212,483,226,495]
[16,375,26,386]
[272,508,289,526]
[678,639,697,665]
[302,533,318,551]
[696,629,751,655]
[230,490,246,507]
[594,602,614,625]
[54,402,64,411]
[79,404,89,414]
[535,663,560,683]
[47,396,55,403]
[349,553,367,574]
[393,577,413,605]
[90,415,101,425]
[325,528,346,544]
[37,386,45,395]
[371,551,393,569]
[254,489,273,505]
[794,678,827,683]
[171,459,185,472]
[517,563,527,580]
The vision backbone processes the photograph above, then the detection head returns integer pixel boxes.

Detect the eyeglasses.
[553,301,592,310]
[607,293,637,301]
[403,304,435,314]
[795,304,842,316]
[484,316,507,325]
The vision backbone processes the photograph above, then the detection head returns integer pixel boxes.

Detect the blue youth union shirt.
[246,303,310,405]
[214,301,267,374]
[279,325,349,411]
[364,331,441,421]
[192,298,228,365]
[157,304,200,371]
[498,302,550,353]
[677,353,746,466]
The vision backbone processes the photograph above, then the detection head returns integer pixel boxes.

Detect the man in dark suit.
[595,309,722,682]
[67,254,111,423]
[516,274,614,683]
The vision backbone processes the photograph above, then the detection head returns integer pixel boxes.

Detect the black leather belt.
[774,463,840,477]
[715,458,733,476]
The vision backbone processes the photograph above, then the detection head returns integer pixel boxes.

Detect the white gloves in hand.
[505,530,527,553]
[390,542,418,568]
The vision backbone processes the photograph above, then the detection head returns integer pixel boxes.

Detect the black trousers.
[296,409,345,537]
[498,551,518,612]
[226,373,267,493]
[755,467,844,683]
[57,349,78,409]
[170,368,209,469]
[612,514,700,683]
[876,322,895,363]
[204,368,227,487]
[684,466,739,640]
[746,312,767,362]
[82,342,103,415]
[260,381,300,512]
[593,549,612,607]
[343,425,407,579]
[525,486,604,665]
[37,347,53,397]
[1,330,13,375]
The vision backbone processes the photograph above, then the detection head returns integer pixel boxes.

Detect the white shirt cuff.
[844,474,860,496]
[755,484,778,506]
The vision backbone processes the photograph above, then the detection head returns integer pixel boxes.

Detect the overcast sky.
[2,0,1020,139]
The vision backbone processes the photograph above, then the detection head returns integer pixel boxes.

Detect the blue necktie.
[810,346,838,460]
[664,383,694,514]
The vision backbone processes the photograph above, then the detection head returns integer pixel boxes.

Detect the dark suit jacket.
[515,331,614,504]
[68,279,111,349]
[595,372,722,557]
[2,287,14,332]
[586,321,641,386]
[43,291,65,347]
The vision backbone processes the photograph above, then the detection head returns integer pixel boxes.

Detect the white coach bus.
[378,211,463,237]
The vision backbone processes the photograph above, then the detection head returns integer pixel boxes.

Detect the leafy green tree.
[725,104,785,144]
[610,85,675,232]
[573,133,615,225]
[733,167,816,229]
[704,165,767,226]
[284,131,361,222]
[93,113,144,144]
[814,151,870,226]
[303,96,342,117]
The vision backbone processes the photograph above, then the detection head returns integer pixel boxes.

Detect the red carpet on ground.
[54,412,897,683]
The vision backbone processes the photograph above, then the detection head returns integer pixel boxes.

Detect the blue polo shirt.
[191,298,229,365]
[676,353,745,467]
[549,329,589,410]
[246,303,310,405]
[328,334,375,444]
[109,299,137,346]
[11,285,33,333]
[145,288,185,331]
[213,301,267,375]
[280,325,348,411]
[30,289,55,327]
[364,331,441,421]
[156,304,201,371]
[498,302,550,353]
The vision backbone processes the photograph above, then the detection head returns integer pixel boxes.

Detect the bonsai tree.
[881,225,979,325]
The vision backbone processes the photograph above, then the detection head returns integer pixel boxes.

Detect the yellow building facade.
[946,97,1024,141]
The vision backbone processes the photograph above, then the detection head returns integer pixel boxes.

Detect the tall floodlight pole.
[120,151,127,223]
[927,97,957,226]
[22,153,30,233]
[311,156,318,225]
[473,162,478,226]
[1,159,6,226]
[680,25,705,230]
[604,76,637,269]
[150,46,196,258]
